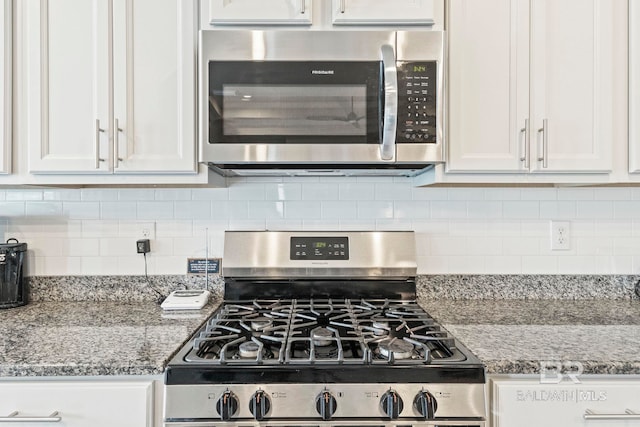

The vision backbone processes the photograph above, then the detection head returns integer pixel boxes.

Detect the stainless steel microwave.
[199,30,445,177]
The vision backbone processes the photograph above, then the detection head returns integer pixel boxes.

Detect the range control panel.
[396,61,437,143]
[290,237,349,260]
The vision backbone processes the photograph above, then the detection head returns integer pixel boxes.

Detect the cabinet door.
[1,0,10,174]
[332,0,436,25]
[529,0,617,173]
[112,0,197,173]
[492,378,640,427]
[447,0,530,172]
[0,381,153,427]
[630,0,640,173]
[208,0,312,25]
[25,0,111,174]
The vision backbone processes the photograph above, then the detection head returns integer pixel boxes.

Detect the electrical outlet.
[136,222,155,240]
[551,220,571,251]
[136,239,151,254]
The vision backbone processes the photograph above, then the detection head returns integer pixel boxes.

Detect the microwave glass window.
[221,85,367,136]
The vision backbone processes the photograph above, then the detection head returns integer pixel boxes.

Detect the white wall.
[1,177,640,276]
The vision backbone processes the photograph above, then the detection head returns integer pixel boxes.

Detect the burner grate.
[185,298,464,365]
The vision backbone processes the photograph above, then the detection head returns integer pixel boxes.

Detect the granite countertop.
[419,299,640,375]
[0,300,220,377]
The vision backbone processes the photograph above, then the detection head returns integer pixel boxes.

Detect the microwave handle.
[380,44,397,161]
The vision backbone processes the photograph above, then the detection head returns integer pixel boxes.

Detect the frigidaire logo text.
[311,70,335,75]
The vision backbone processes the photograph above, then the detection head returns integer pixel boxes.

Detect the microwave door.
[380,44,398,161]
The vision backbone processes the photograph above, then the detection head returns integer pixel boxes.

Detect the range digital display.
[290,237,349,260]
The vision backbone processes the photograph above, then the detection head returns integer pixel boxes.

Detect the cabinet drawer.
[0,380,153,427]
[492,378,640,427]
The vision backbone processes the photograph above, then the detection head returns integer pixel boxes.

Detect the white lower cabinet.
[0,379,154,427]
[492,377,640,427]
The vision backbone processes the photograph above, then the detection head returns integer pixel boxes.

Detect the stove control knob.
[216,391,239,421]
[380,390,404,419]
[414,390,438,420]
[315,390,337,420]
[249,390,271,421]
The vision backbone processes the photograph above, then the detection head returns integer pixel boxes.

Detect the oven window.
[222,85,367,137]
[208,60,381,144]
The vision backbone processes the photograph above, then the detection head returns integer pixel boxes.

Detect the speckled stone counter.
[0,300,220,377]
[418,298,640,375]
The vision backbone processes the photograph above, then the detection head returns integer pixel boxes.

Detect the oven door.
[164,421,485,427]
[208,61,382,146]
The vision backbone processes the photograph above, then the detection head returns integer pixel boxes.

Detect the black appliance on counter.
[164,231,486,427]
[0,238,28,309]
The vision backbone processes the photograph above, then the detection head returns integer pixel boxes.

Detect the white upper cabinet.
[112,0,196,173]
[630,0,640,173]
[208,0,312,25]
[1,0,11,175]
[331,0,437,26]
[447,0,529,172]
[24,0,197,175]
[25,0,110,174]
[447,0,623,174]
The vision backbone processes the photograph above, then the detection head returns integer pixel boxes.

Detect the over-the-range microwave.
[199,30,445,177]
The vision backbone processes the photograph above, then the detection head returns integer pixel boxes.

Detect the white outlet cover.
[551,220,571,251]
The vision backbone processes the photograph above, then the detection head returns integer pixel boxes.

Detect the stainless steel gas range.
[164,231,486,427]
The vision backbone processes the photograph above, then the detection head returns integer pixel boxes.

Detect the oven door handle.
[380,44,397,161]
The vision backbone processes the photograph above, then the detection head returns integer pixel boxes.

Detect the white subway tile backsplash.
[0,202,26,216]
[285,201,322,219]
[466,201,502,219]
[265,183,302,201]
[6,190,43,201]
[248,201,285,219]
[393,201,429,219]
[301,183,339,201]
[101,202,137,219]
[174,201,213,220]
[228,183,266,200]
[503,201,539,219]
[430,201,466,219]
[356,201,393,219]
[118,189,155,201]
[322,201,357,220]
[375,183,412,201]
[62,202,100,220]
[339,183,375,200]
[576,201,614,219]
[137,201,174,220]
[7,182,640,276]
[411,187,448,201]
[25,202,63,217]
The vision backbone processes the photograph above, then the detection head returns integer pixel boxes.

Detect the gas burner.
[250,318,273,332]
[378,339,415,360]
[311,327,334,346]
[371,321,389,336]
[238,341,261,359]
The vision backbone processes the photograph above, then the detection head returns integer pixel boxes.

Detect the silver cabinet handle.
[340,0,345,13]
[114,118,124,166]
[95,119,106,169]
[300,0,306,14]
[380,44,397,161]
[584,409,640,420]
[519,118,529,168]
[537,118,548,168]
[0,411,62,423]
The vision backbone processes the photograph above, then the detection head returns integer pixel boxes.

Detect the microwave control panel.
[396,61,437,143]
